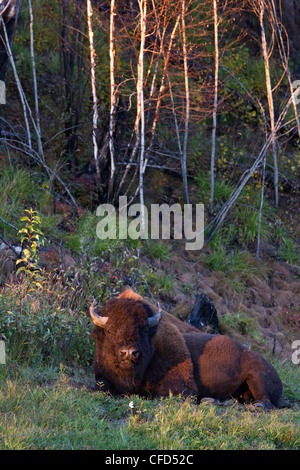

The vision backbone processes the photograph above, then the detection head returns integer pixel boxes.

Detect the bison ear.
[89,302,108,328]
[118,288,143,301]
[90,328,101,340]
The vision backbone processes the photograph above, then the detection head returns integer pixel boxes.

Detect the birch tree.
[259,0,278,207]
[181,0,190,207]
[137,0,147,236]
[28,0,43,159]
[256,150,267,259]
[108,0,116,200]
[210,0,219,211]
[86,0,100,180]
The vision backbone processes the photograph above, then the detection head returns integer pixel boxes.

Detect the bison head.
[90,295,163,393]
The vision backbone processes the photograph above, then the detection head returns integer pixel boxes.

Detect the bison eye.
[142,325,149,334]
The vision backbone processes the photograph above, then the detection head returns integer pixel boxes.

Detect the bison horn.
[89,302,108,328]
[148,306,163,328]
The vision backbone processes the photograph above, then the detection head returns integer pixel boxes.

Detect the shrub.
[0,275,93,367]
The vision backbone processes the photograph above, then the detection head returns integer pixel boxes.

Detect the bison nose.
[119,348,140,362]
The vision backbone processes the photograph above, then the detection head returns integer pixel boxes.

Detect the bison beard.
[90,289,283,409]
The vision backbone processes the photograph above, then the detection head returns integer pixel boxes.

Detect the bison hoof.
[253,401,265,408]
[247,401,271,412]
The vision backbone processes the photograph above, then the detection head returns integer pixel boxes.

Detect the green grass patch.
[0,166,63,242]
[141,240,171,261]
[0,364,299,450]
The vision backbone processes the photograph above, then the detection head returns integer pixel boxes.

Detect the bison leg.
[244,374,274,409]
[241,350,282,410]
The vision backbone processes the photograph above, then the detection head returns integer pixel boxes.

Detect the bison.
[90,288,282,409]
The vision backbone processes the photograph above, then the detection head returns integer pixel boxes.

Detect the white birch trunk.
[168,73,183,166]
[28,0,43,159]
[108,0,116,199]
[86,0,100,180]
[259,2,278,207]
[137,0,146,236]
[211,0,219,211]
[256,152,267,260]
[181,0,190,208]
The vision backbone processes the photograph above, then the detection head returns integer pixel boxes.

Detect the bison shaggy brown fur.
[90,289,282,409]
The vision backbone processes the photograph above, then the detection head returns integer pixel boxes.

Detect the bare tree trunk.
[116,114,140,200]
[168,72,183,169]
[256,151,267,260]
[137,0,146,236]
[259,1,278,207]
[108,0,116,200]
[28,0,43,158]
[86,0,100,180]
[181,0,190,208]
[210,0,219,211]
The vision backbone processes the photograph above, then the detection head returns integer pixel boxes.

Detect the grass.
[147,272,175,295]
[141,240,171,261]
[0,274,94,368]
[0,363,299,450]
[0,166,65,242]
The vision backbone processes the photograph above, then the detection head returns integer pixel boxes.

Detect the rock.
[0,245,18,285]
[200,397,220,405]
